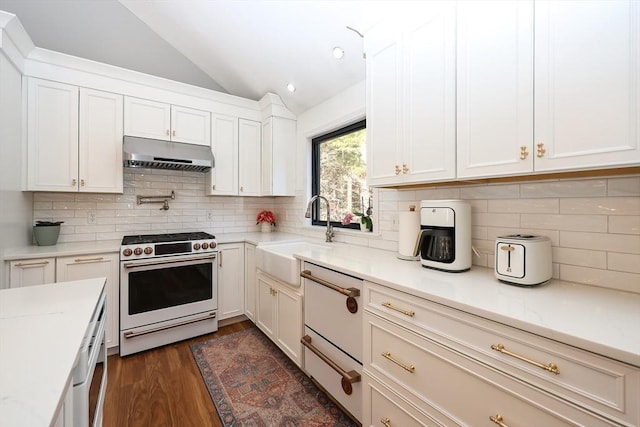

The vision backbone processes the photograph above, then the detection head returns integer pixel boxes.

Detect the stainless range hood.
[123,136,214,172]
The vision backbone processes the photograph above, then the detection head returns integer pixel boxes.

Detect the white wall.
[0,53,33,288]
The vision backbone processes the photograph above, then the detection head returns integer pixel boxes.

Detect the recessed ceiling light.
[286,83,296,92]
[332,46,345,59]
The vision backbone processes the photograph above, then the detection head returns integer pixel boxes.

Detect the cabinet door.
[238,119,261,196]
[244,244,256,322]
[402,5,456,183]
[27,78,79,191]
[534,0,640,171]
[79,88,123,193]
[206,113,238,195]
[218,243,245,320]
[456,0,534,179]
[171,105,211,146]
[9,258,55,287]
[275,284,303,366]
[255,272,276,338]
[123,96,171,141]
[56,253,120,349]
[262,117,296,196]
[365,20,404,186]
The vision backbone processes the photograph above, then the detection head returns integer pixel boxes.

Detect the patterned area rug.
[190,327,358,427]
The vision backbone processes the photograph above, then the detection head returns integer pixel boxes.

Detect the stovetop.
[121,232,215,245]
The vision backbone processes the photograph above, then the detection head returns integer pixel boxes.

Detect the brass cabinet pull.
[491,343,560,375]
[71,178,77,186]
[172,130,176,137]
[301,335,361,395]
[300,270,360,298]
[270,288,277,296]
[394,165,401,175]
[74,256,104,263]
[219,251,223,268]
[380,417,391,427]
[536,143,546,158]
[402,163,409,174]
[500,245,515,251]
[124,312,216,339]
[166,129,170,136]
[382,302,415,317]
[240,186,244,192]
[80,179,85,186]
[520,146,528,160]
[382,351,415,373]
[14,260,50,268]
[490,414,509,427]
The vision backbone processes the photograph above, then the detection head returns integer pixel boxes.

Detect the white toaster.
[495,234,552,286]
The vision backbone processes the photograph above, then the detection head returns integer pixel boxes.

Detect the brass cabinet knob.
[394,165,401,175]
[520,146,528,160]
[80,179,85,186]
[172,130,176,137]
[380,417,391,427]
[402,163,409,174]
[537,143,546,158]
[166,129,170,136]
[71,178,77,186]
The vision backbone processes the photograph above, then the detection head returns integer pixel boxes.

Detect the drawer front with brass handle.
[364,313,611,426]
[364,281,639,426]
[363,373,446,427]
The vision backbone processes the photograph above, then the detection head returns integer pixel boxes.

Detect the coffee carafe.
[413,200,471,272]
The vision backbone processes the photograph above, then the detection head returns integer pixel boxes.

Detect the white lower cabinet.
[217,243,245,320]
[56,253,119,349]
[362,281,639,427]
[244,243,256,321]
[255,270,303,366]
[9,258,55,287]
[52,380,74,427]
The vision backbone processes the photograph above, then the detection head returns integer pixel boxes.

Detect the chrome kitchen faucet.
[305,195,334,242]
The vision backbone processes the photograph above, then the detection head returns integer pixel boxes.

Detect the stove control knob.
[144,247,153,255]
[193,243,201,250]
[133,247,143,256]
[123,248,133,257]
[202,242,209,250]
[210,241,217,249]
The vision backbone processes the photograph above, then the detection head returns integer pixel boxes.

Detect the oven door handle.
[123,312,217,339]
[301,334,361,395]
[123,254,217,269]
[300,270,360,298]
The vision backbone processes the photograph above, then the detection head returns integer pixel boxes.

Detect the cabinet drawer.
[365,312,613,427]
[364,281,639,426]
[364,372,448,427]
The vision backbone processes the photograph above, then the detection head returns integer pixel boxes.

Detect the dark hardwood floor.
[103,320,254,427]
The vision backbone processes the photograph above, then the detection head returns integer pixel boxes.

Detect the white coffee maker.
[413,200,472,272]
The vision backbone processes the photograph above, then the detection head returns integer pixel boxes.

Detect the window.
[311,120,370,230]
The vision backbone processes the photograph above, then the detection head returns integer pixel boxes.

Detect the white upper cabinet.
[27,78,79,191]
[238,118,261,196]
[366,4,456,186]
[534,0,640,171]
[27,78,123,193]
[261,116,296,196]
[79,88,123,193]
[207,113,238,196]
[456,1,534,179]
[171,105,211,146]
[124,96,211,146]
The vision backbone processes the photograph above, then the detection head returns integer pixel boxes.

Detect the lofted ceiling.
[0,0,397,114]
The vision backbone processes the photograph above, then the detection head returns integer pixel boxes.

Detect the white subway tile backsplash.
[521,214,607,232]
[607,176,640,196]
[520,179,607,198]
[609,216,640,235]
[560,197,640,215]
[32,172,640,293]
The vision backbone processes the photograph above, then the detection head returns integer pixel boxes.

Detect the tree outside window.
[311,120,370,230]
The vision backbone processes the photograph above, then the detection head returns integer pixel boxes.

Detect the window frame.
[311,119,367,230]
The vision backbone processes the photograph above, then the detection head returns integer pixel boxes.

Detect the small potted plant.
[342,211,372,232]
[256,210,276,233]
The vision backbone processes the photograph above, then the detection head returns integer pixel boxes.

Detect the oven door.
[120,253,217,331]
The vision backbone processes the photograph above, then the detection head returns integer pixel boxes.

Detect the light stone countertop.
[0,278,106,426]
[291,242,640,368]
[4,233,638,366]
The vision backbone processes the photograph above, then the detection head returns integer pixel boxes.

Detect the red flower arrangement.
[256,210,276,226]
